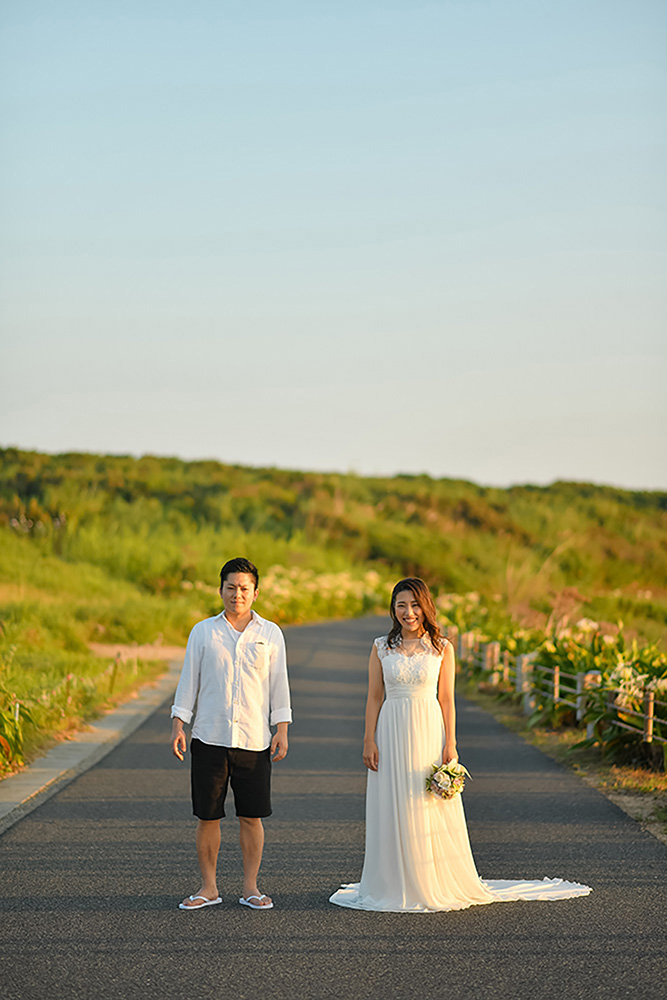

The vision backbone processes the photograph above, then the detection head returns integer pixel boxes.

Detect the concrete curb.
[0,659,182,837]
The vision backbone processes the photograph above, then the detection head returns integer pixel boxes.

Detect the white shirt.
[171,609,292,751]
[226,621,244,650]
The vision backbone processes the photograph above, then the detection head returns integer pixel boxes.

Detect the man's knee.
[238,816,263,828]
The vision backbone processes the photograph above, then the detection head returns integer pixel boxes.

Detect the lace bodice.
[374,635,446,699]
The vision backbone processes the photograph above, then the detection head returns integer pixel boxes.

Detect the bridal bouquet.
[426,760,471,800]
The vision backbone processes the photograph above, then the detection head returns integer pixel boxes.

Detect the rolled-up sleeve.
[171,624,203,724]
[268,626,292,726]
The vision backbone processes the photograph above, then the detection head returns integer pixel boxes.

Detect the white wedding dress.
[329,635,592,913]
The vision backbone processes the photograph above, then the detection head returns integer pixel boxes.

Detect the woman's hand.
[442,743,458,765]
[363,739,379,771]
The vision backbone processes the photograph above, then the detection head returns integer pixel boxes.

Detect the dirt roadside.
[88,642,186,662]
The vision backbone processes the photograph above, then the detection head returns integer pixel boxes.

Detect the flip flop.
[178,894,222,910]
[239,894,274,910]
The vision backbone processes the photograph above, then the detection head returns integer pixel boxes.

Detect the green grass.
[1,446,665,775]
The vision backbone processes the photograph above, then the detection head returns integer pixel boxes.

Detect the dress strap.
[374,636,389,659]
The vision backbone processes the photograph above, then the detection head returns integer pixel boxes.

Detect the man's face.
[220,572,258,616]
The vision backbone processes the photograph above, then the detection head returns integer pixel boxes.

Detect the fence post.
[517,654,536,715]
[644,691,655,743]
[109,653,121,695]
[502,650,511,685]
[459,632,475,668]
[576,672,594,735]
[485,641,501,685]
[576,672,585,721]
[552,663,560,704]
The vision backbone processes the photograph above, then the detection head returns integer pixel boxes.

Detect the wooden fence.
[447,627,666,747]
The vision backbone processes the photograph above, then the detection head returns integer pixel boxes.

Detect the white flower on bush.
[607,663,648,709]
[646,677,667,694]
[608,665,637,685]
[575,618,599,632]
[615,691,641,710]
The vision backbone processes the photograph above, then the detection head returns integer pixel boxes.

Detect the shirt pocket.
[244,640,270,676]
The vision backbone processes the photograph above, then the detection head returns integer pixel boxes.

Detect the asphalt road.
[1,617,665,1000]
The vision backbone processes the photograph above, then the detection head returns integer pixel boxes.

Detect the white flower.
[608,665,635,684]
[576,618,599,632]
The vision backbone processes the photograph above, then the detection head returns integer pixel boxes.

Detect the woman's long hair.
[387,577,444,652]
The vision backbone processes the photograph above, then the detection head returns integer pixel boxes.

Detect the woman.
[329,578,591,912]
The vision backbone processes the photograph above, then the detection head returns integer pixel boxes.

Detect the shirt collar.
[219,609,258,632]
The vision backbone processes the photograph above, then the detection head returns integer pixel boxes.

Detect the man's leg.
[180,819,221,908]
[196,818,222,896]
[239,817,272,906]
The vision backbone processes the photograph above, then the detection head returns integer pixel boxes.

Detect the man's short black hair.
[219,558,259,589]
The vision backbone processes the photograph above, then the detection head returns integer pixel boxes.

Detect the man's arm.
[169,625,202,761]
[268,627,292,762]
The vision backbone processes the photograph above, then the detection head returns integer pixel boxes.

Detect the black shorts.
[190,738,272,820]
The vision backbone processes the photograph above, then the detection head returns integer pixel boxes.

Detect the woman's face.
[393,590,424,633]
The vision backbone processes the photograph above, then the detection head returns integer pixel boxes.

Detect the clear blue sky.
[2,1,665,489]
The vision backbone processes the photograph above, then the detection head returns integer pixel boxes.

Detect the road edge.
[460,683,667,847]
[0,659,182,837]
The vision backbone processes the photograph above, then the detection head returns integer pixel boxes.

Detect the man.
[170,557,292,910]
